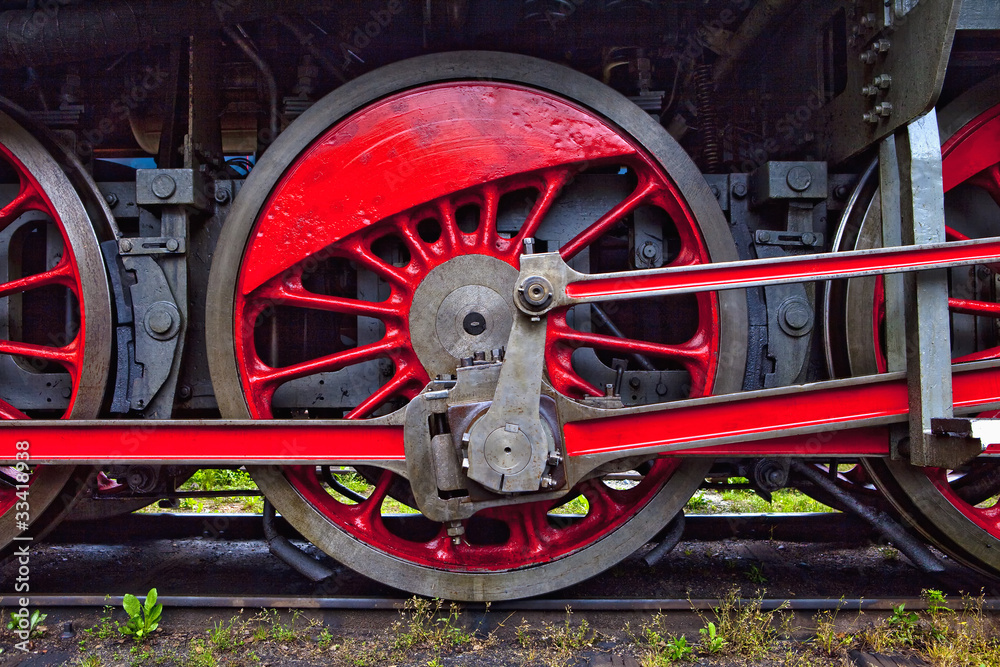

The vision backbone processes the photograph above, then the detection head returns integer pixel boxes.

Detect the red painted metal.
[564,363,1000,457]
[231,81,725,572]
[941,102,1000,194]
[8,362,1000,462]
[238,84,637,295]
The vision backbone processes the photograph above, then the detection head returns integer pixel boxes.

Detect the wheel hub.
[409,254,518,376]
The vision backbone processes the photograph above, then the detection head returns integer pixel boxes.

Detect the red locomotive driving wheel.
[208,52,746,600]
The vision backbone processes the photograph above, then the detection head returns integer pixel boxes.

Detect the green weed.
[120,589,162,642]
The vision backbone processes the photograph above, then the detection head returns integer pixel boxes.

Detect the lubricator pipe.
[0,0,323,69]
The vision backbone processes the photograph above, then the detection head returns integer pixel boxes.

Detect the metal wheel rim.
[856,76,1000,577]
[208,52,745,600]
[0,104,112,551]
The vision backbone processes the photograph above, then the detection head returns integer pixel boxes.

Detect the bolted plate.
[409,254,518,376]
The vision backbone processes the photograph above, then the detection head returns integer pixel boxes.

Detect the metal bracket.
[403,378,566,524]
[135,168,208,210]
[463,311,555,493]
[121,255,183,413]
[118,236,186,256]
[881,109,982,468]
[754,229,825,248]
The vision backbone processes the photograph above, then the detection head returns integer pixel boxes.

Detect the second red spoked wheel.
[826,76,1000,578]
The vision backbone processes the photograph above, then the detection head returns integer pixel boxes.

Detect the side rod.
[515,236,1000,311]
[3,361,999,464]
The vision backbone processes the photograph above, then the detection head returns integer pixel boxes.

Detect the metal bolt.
[640,242,658,260]
[214,187,231,204]
[732,182,748,199]
[875,102,893,117]
[165,238,180,252]
[860,50,877,65]
[860,12,877,28]
[460,357,473,367]
[875,38,891,52]
[540,475,557,488]
[446,521,465,545]
[105,192,119,208]
[118,238,133,253]
[523,237,535,255]
[473,350,486,362]
[629,377,641,389]
[873,74,892,89]
[178,385,192,400]
[863,111,880,124]
[604,383,615,397]
[757,230,772,243]
[710,185,720,198]
[801,232,817,246]
[655,382,668,396]
[151,173,177,199]
[861,84,879,97]
[147,308,174,335]
[518,276,553,310]
[786,166,812,192]
[834,185,849,200]
[783,303,811,331]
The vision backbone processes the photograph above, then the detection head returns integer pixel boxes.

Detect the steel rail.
[3,595,998,612]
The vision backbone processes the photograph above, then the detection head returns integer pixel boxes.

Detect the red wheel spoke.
[0,181,47,232]
[954,346,1000,363]
[949,298,1000,318]
[477,184,500,250]
[345,368,422,419]
[0,398,28,420]
[255,279,400,320]
[946,226,970,242]
[507,170,572,259]
[0,338,78,371]
[252,337,398,388]
[550,327,709,367]
[358,469,395,525]
[506,501,548,554]
[559,180,658,260]
[339,237,409,288]
[437,199,462,254]
[396,220,434,268]
[0,258,76,299]
[970,163,1000,208]
[580,480,625,524]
